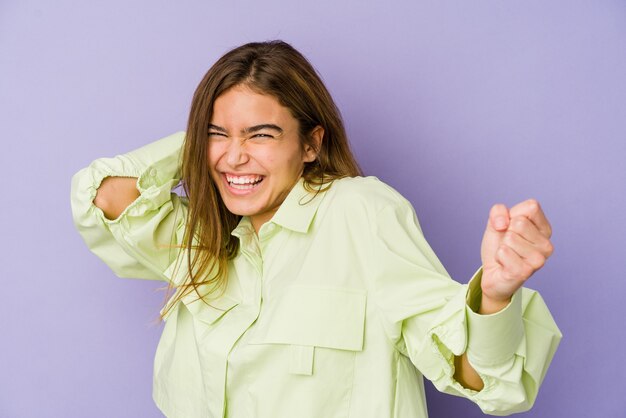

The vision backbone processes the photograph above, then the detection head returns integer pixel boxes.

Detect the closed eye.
[208,132,228,138]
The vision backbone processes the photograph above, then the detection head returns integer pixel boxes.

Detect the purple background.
[1,0,625,417]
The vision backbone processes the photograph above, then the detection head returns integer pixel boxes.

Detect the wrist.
[479,294,511,315]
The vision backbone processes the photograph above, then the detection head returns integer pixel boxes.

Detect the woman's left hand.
[479,199,554,314]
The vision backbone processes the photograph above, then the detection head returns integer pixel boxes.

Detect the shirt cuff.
[465,269,524,367]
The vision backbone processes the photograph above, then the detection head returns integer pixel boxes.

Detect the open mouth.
[225,174,264,190]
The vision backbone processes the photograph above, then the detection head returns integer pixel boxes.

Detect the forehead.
[211,85,295,128]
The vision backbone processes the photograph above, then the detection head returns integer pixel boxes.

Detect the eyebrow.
[208,124,284,135]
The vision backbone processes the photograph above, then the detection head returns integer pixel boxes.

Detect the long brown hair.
[162,40,362,318]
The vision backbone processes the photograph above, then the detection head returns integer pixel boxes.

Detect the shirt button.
[148,168,157,177]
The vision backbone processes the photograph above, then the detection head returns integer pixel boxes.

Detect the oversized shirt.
[70,131,562,418]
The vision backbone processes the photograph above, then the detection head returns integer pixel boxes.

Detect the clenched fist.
[479,199,554,314]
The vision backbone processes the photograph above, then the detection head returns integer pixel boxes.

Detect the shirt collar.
[231,177,328,238]
[231,216,254,240]
[271,177,328,233]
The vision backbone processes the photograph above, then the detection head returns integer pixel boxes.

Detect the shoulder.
[324,176,413,215]
[315,176,425,240]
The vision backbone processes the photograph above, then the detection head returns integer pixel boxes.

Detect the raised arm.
[368,190,561,415]
[71,131,187,281]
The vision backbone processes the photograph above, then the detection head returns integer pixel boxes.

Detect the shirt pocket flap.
[251,285,367,351]
[161,285,240,325]
[182,291,240,325]
[161,256,239,325]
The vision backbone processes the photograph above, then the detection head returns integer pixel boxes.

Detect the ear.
[303,125,324,163]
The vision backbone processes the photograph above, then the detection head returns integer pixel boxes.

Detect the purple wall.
[2,0,624,417]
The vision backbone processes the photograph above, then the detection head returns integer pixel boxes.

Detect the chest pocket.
[249,285,367,375]
[161,254,240,325]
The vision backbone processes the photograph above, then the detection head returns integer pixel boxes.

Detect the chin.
[222,200,261,217]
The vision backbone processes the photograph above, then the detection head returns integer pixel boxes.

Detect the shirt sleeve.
[70,131,187,282]
[369,194,562,415]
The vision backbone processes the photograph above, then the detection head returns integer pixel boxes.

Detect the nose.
[225,138,249,167]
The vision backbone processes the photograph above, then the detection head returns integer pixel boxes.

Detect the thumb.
[488,203,510,232]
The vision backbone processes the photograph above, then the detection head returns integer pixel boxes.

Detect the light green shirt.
[70,132,561,418]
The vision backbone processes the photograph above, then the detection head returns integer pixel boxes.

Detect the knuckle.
[521,262,535,278]
[496,245,509,263]
[503,232,515,246]
[530,254,546,269]
[526,198,540,213]
[512,217,527,230]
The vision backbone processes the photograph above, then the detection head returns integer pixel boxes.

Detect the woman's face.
[208,85,320,233]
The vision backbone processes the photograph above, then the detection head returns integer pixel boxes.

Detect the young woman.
[71,40,561,418]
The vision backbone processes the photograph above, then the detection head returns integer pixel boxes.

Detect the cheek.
[263,154,301,179]
[253,148,277,167]
[266,145,306,171]
[207,143,223,165]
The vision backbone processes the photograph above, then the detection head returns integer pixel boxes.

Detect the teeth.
[225,174,263,185]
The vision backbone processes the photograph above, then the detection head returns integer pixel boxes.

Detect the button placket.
[259,227,290,279]
[224,240,265,418]
[239,234,263,278]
